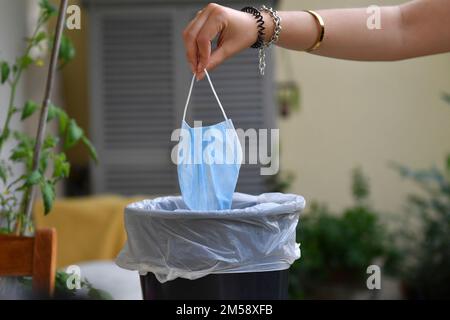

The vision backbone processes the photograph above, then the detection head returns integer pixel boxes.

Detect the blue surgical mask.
[176,70,242,211]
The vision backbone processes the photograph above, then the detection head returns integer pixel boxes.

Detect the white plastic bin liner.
[116,192,305,283]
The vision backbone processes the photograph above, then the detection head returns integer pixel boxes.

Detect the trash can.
[116,192,305,300]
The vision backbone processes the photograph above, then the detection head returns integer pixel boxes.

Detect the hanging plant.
[277,81,300,118]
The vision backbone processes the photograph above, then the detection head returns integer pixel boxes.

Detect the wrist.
[261,11,275,43]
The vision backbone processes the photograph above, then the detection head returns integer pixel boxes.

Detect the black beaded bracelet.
[241,6,265,49]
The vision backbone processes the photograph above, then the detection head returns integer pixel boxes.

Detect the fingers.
[182,8,212,74]
[195,8,228,79]
[183,3,228,79]
[196,43,230,80]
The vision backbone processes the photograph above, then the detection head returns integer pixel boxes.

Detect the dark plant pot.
[140,270,289,300]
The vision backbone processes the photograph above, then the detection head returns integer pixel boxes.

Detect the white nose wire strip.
[182,69,228,122]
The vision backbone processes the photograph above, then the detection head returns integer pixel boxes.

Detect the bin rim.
[124,192,306,220]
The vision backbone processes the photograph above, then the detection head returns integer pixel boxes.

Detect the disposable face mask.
[176,70,242,211]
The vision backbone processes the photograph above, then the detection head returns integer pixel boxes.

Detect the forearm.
[276,7,403,61]
[268,1,450,61]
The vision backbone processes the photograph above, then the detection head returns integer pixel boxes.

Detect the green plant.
[0,0,96,235]
[289,168,396,299]
[391,96,450,299]
[277,81,300,118]
[20,270,113,300]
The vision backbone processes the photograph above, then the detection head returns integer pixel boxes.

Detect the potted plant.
[0,0,104,299]
[289,168,399,299]
[392,94,450,299]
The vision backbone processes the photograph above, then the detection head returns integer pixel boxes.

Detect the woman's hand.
[183,3,263,80]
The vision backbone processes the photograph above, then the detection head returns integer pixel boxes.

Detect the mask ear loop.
[182,69,228,122]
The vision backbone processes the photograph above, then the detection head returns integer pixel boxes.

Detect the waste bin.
[116,192,305,300]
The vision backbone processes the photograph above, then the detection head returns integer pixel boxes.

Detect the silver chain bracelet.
[258,6,282,75]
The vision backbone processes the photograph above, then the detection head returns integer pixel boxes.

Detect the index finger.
[182,6,213,73]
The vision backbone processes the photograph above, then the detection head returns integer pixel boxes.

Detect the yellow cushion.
[34,195,146,268]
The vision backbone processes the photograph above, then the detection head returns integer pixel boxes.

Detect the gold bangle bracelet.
[304,10,325,52]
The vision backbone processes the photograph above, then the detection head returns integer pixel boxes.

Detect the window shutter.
[88,8,177,195]
[87,2,276,196]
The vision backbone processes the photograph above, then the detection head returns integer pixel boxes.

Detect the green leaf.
[46,104,58,122]
[0,164,7,184]
[21,100,38,120]
[81,136,98,163]
[10,106,19,115]
[43,135,58,149]
[59,35,76,67]
[26,170,42,186]
[57,109,69,135]
[53,153,70,179]
[64,119,83,149]
[39,0,57,20]
[40,151,49,173]
[10,147,32,163]
[33,31,47,44]
[1,61,10,84]
[88,288,113,300]
[13,131,34,148]
[0,127,10,142]
[19,55,33,69]
[47,104,68,131]
[41,181,55,215]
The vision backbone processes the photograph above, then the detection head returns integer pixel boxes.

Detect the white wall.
[0,0,27,180]
[277,0,450,214]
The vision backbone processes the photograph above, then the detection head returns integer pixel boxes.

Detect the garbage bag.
[116,192,305,283]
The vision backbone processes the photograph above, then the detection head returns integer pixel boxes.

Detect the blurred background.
[1,0,449,299]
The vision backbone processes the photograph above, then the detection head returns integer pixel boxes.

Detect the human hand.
[183,3,271,80]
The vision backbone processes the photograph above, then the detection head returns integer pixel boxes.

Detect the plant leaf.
[39,0,57,20]
[81,136,98,163]
[10,147,32,163]
[64,119,83,149]
[47,104,68,134]
[41,181,55,215]
[57,108,69,135]
[88,288,113,300]
[43,135,58,149]
[0,164,7,184]
[21,100,38,120]
[26,170,42,186]
[33,31,47,45]
[46,104,58,122]
[40,150,49,173]
[19,55,33,69]
[1,61,10,84]
[53,153,70,179]
[59,35,76,67]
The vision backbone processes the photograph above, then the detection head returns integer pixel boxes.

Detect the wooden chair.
[0,228,57,297]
